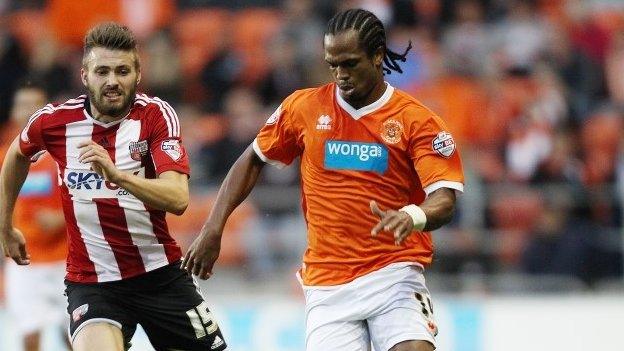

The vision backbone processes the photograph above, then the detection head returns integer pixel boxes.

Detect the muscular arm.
[78,139,189,215]
[204,145,266,231]
[183,145,265,278]
[371,187,457,245]
[113,170,189,215]
[419,188,456,231]
[0,137,32,264]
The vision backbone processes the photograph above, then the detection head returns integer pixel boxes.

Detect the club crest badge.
[72,304,89,322]
[161,139,183,161]
[380,119,403,144]
[432,131,456,158]
[128,140,149,161]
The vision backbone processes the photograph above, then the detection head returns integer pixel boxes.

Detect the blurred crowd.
[0,0,622,292]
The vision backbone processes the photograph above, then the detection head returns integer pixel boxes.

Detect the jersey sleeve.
[409,112,464,196]
[19,105,52,160]
[147,100,190,176]
[253,96,303,168]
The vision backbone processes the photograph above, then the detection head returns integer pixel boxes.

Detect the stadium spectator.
[184,8,463,351]
[0,23,227,351]
[1,79,69,351]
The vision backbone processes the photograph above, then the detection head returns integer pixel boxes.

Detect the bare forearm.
[0,139,31,230]
[206,146,264,230]
[113,172,188,215]
[419,188,456,231]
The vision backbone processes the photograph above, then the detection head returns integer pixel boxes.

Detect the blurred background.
[0,0,623,350]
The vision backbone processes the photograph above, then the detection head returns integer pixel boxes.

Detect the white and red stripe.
[135,93,180,137]
[19,94,186,283]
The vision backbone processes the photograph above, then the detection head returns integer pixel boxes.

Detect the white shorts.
[301,262,437,351]
[5,260,68,335]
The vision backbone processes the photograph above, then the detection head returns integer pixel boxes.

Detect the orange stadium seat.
[9,10,48,55]
[490,190,543,232]
[46,0,121,48]
[580,112,623,184]
[167,191,258,266]
[489,190,543,265]
[173,9,230,79]
[231,8,283,85]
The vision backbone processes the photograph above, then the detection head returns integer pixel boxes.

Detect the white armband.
[399,204,427,231]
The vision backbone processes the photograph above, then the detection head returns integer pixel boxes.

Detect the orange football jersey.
[254,83,464,286]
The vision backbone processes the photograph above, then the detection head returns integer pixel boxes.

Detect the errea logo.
[316,115,332,130]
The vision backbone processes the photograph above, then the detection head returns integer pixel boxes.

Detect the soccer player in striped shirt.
[0,23,226,351]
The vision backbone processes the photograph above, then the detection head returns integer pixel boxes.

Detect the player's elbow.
[169,201,188,216]
[168,191,189,216]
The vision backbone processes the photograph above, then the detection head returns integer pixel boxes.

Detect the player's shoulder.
[133,93,180,136]
[28,94,87,126]
[133,93,179,121]
[133,93,176,113]
[284,83,334,109]
[40,95,86,115]
[390,87,438,120]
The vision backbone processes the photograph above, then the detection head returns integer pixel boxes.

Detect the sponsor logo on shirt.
[65,168,144,199]
[432,131,455,158]
[316,114,332,130]
[324,141,388,173]
[161,139,182,161]
[380,119,403,144]
[129,140,149,161]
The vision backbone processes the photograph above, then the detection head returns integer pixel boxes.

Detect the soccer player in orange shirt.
[184,8,464,351]
[1,81,69,351]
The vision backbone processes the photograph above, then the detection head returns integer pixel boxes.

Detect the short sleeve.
[19,105,51,160]
[409,113,464,196]
[147,99,190,176]
[253,98,303,168]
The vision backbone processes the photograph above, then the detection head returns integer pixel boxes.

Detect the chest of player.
[301,110,409,175]
[44,118,151,195]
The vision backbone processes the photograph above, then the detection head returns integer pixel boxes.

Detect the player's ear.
[136,70,141,85]
[373,48,384,68]
[80,67,88,87]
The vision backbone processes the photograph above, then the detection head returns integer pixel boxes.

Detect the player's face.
[81,47,140,118]
[324,30,384,108]
[10,88,47,126]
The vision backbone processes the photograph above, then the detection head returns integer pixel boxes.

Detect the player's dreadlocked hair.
[83,22,139,68]
[326,8,412,75]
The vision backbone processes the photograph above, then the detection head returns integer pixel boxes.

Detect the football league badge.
[161,139,183,161]
[432,131,456,158]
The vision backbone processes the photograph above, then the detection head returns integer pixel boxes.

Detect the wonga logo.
[324,141,388,173]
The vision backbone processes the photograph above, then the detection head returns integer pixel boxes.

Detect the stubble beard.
[87,85,136,118]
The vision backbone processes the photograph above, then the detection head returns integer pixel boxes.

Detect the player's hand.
[0,227,30,265]
[370,200,414,245]
[182,225,223,280]
[77,140,120,182]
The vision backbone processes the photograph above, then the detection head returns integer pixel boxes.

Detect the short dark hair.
[326,9,412,75]
[83,22,139,68]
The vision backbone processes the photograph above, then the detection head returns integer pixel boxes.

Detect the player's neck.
[347,79,386,110]
[88,101,130,124]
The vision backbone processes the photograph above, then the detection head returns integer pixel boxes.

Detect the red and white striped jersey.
[19,93,189,283]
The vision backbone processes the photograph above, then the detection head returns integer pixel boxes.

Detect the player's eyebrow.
[325,57,359,65]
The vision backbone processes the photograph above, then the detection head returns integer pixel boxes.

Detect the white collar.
[335,82,394,120]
